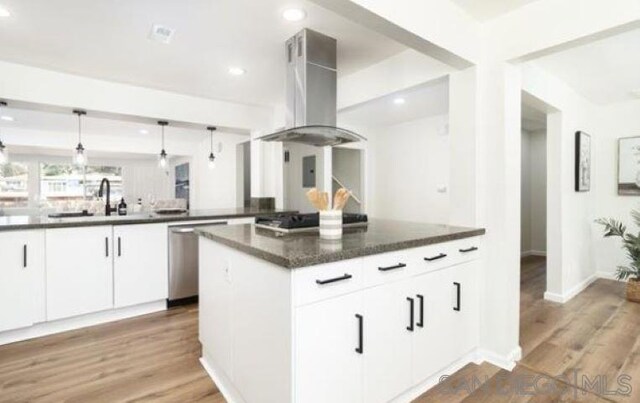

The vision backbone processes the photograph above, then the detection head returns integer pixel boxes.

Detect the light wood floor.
[0,256,634,402]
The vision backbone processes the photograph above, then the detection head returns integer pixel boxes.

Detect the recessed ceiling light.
[0,6,10,18]
[393,97,406,105]
[228,67,246,76]
[0,116,15,121]
[139,129,149,134]
[282,8,306,22]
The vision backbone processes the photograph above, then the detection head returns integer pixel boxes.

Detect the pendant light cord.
[78,113,82,144]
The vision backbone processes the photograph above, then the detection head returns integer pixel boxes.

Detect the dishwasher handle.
[170,221,228,234]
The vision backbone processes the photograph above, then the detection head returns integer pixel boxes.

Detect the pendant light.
[158,121,169,168]
[72,110,87,166]
[207,126,217,169]
[0,101,7,165]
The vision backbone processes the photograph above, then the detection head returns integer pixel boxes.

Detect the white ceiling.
[338,78,449,128]
[0,0,405,107]
[533,28,640,105]
[451,0,542,21]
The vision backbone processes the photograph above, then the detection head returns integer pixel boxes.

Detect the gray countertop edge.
[0,210,297,232]
[196,227,486,269]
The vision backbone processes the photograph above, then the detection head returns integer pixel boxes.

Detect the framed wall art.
[618,136,640,195]
[575,131,591,192]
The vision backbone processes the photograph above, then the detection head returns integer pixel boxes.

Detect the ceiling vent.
[149,24,175,44]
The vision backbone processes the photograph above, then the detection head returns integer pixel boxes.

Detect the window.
[40,163,123,202]
[0,162,29,208]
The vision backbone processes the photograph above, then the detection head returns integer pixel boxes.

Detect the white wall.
[283,142,327,213]
[521,130,547,255]
[593,99,640,278]
[367,114,450,223]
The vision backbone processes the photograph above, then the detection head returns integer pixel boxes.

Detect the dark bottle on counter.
[118,198,128,216]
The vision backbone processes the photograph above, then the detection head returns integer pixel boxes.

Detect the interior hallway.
[0,256,633,402]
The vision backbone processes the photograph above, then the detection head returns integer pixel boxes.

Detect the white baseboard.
[476,346,521,371]
[0,300,166,346]
[544,274,598,304]
[521,250,547,257]
[596,271,623,281]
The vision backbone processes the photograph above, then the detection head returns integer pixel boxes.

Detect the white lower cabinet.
[362,280,413,403]
[295,292,363,403]
[113,224,168,308]
[295,259,480,403]
[0,230,45,332]
[46,226,114,321]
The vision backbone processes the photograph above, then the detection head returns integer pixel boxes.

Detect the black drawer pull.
[118,237,122,257]
[407,297,414,331]
[105,237,109,257]
[454,282,461,311]
[459,247,478,253]
[424,253,447,262]
[416,294,424,328]
[316,273,352,285]
[355,314,363,354]
[23,244,27,268]
[378,263,406,272]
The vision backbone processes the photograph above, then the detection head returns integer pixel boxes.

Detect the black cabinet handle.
[316,273,352,285]
[23,244,27,268]
[424,253,447,262]
[454,282,461,311]
[105,237,109,257]
[406,297,414,331]
[355,314,363,354]
[118,237,122,257]
[378,263,406,272]
[416,294,424,328]
[459,247,478,253]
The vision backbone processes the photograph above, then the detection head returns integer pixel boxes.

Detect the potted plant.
[596,211,640,302]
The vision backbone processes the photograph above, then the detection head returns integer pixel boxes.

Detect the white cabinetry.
[0,230,45,332]
[113,224,168,308]
[295,292,363,403]
[46,226,114,320]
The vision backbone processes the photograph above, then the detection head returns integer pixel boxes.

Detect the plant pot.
[626,279,640,303]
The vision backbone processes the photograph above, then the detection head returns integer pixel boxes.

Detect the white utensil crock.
[319,210,343,240]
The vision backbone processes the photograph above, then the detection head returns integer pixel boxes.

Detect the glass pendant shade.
[73,110,87,166]
[158,121,169,169]
[207,126,216,169]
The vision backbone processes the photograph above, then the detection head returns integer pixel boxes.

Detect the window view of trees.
[0,163,29,208]
[40,163,123,202]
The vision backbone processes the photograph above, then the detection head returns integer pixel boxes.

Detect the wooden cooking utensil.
[333,188,350,211]
[306,188,322,210]
[320,192,329,211]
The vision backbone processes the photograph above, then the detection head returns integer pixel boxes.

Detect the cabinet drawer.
[413,242,457,274]
[293,258,363,306]
[362,249,415,288]
[450,237,483,264]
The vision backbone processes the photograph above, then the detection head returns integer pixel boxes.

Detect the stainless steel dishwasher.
[168,222,227,306]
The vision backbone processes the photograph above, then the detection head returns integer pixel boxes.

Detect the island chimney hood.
[260,29,365,147]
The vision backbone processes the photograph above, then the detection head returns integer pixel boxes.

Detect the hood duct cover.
[260,29,365,147]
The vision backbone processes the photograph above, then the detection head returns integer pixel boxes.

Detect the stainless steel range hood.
[260,29,365,147]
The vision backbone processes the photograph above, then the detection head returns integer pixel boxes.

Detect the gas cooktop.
[255,212,368,233]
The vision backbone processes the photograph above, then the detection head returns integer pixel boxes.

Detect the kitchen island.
[196,220,485,403]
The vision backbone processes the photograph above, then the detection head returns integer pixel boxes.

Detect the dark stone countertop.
[0,208,296,232]
[195,219,486,269]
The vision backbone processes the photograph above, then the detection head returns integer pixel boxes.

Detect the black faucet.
[98,178,114,216]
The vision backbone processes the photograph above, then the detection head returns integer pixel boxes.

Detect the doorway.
[520,98,548,304]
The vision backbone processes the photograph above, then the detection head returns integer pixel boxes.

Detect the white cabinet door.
[295,292,363,403]
[46,226,113,320]
[0,230,45,332]
[443,261,479,358]
[113,224,168,308]
[411,268,453,383]
[362,281,413,403]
